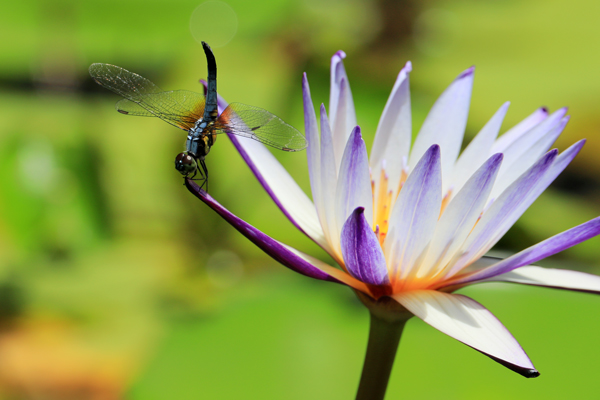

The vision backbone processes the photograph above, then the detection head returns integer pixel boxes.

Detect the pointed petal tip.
[353,206,366,215]
[457,66,475,79]
[490,152,504,163]
[428,143,441,155]
[302,75,311,95]
[543,148,559,163]
[333,50,347,61]
[403,60,413,72]
[540,106,549,114]
[549,107,568,119]
[526,369,541,378]
[351,125,362,138]
[488,355,540,378]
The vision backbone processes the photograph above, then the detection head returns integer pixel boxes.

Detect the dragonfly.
[89,41,307,189]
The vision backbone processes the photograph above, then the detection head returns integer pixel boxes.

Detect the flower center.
[370,164,457,294]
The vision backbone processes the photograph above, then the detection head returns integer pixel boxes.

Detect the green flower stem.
[355,292,413,400]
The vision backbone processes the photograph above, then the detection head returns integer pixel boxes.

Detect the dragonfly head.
[175,151,198,177]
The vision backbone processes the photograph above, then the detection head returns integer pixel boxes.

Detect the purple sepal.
[184,179,342,283]
[341,207,389,286]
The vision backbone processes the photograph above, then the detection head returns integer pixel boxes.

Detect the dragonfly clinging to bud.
[89,42,307,189]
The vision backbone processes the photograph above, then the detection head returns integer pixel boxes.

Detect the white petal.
[490,110,568,199]
[231,136,329,250]
[447,140,584,277]
[450,102,509,195]
[319,106,342,260]
[370,61,412,197]
[393,290,537,377]
[329,51,357,172]
[302,74,321,215]
[216,88,329,252]
[492,107,549,153]
[409,67,474,187]
[385,145,441,280]
[446,150,557,276]
[335,127,373,237]
[483,265,600,293]
[444,216,600,286]
[419,154,502,279]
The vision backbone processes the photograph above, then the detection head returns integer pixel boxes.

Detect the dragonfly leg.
[198,159,209,191]
[188,159,209,191]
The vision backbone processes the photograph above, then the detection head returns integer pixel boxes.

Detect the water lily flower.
[186,51,600,397]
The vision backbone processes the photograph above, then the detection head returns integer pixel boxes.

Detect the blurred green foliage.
[0,0,599,398]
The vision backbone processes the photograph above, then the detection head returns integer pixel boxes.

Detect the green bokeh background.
[1,0,600,398]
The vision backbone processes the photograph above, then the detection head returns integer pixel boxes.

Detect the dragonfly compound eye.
[175,152,197,176]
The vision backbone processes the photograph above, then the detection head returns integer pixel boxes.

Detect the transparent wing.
[216,103,307,151]
[89,63,205,130]
[115,99,153,116]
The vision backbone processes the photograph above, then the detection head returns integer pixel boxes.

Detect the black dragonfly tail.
[201,41,218,123]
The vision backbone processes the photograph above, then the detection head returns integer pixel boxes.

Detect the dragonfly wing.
[217,103,307,151]
[89,63,206,130]
[116,99,154,116]
[116,91,206,130]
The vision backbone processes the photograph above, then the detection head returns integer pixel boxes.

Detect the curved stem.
[355,311,407,400]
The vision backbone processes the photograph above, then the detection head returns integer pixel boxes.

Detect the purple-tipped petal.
[481,265,600,294]
[341,207,389,285]
[419,153,503,279]
[448,140,585,277]
[200,81,331,253]
[491,108,568,199]
[335,127,374,236]
[329,51,348,120]
[492,106,550,153]
[303,73,321,212]
[451,102,509,195]
[409,67,474,185]
[385,145,442,279]
[329,52,357,172]
[370,61,412,198]
[393,290,538,378]
[447,216,600,286]
[185,179,341,283]
[319,105,341,258]
[446,149,558,276]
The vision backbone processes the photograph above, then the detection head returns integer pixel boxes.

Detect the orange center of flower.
[372,167,407,246]
[369,164,457,295]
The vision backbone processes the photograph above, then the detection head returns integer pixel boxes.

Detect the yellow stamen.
[372,167,396,246]
[440,188,453,217]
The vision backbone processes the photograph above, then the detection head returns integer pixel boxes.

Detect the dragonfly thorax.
[187,119,217,158]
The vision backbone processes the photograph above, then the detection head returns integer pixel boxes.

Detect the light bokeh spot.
[190,1,238,48]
